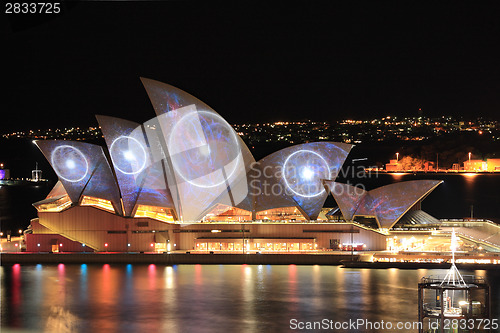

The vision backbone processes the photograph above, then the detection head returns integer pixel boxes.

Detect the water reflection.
[11,264,21,328]
[79,264,88,304]
[1,265,499,333]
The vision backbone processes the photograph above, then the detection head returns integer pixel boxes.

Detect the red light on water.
[58,263,65,275]
[12,264,21,306]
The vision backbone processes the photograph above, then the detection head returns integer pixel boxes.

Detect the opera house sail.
[26,78,442,253]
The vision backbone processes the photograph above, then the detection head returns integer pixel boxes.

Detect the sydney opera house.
[25,78,442,253]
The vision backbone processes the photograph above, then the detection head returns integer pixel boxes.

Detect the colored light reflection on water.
[1,264,499,332]
[80,264,88,303]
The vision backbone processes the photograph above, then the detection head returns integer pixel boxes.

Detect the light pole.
[396,152,399,162]
[242,223,245,254]
[350,222,354,261]
[468,152,471,162]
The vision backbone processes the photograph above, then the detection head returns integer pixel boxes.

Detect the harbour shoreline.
[0,252,356,265]
[2,252,500,269]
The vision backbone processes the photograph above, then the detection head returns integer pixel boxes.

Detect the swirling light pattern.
[50,145,89,183]
[168,111,241,188]
[282,150,330,198]
[96,116,153,217]
[109,136,148,175]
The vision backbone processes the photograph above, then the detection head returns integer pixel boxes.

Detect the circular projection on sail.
[50,145,89,183]
[282,150,330,198]
[109,136,148,175]
[168,111,241,188]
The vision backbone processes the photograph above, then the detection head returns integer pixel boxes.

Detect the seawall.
[0,253,357,265]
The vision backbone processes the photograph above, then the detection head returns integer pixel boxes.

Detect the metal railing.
[421,275,486,285]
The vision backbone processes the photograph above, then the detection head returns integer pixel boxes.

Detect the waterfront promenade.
[0,252,356,265]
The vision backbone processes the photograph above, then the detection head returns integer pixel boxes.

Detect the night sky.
[3,1,500,132]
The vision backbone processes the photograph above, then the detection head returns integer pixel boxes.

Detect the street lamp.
[468,152,471,162]
[396,152,399,162]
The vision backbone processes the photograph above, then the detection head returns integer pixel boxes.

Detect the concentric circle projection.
[168,111,241,188]
[50,145,89,183]
[109,136,148,175]
[282,150,330,197]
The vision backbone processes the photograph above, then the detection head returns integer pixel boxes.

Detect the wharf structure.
[22,78,498,255]
[418,230,492,333]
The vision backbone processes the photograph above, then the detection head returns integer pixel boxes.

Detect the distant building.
[386,159,434,172]
[423,161,435,172]
[487,158,500,172]
[386,159,399,171]
[0,168,10,180]
[31,170,42,182]
[463,159,487,172]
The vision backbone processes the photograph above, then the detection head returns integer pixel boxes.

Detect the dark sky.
[3,1,500,132]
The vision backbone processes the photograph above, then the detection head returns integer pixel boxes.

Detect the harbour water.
[1,264,499,332]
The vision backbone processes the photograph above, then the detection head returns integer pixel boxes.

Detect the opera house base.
[24,205,388,254]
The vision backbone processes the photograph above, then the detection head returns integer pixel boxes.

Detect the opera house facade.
[25,78,442,253]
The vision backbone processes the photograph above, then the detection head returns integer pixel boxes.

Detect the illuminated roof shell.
[140,78,256,221]
[329,180,442,229]
[253,142,352,220]
[324,181,366,221]
[35,140,122,214]
[96,115,177,217]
